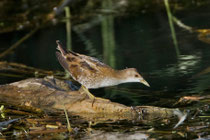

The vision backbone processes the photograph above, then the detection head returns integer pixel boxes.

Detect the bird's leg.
[80,85,96,106]
[80,85,110,104]
[80,85,95,100]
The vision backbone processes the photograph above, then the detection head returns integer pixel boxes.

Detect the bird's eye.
[135,74,139,77]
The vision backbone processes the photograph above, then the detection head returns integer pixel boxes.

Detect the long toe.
[95,97,110,102]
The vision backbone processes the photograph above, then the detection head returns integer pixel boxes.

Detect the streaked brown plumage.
[56,40,149,99]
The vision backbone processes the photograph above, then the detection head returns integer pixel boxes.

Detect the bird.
[55,40,150,101]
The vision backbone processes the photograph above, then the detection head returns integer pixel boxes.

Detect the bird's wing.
[56,50,100,81]
[76,53,111,71]
[56,52,70,72]
[66,52,100,72]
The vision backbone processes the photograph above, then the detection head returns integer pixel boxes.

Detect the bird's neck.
[114,69,134,83]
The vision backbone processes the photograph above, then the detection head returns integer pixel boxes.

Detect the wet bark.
[0,77,181,123]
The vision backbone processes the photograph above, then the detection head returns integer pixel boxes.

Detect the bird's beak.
[140,79,150,87]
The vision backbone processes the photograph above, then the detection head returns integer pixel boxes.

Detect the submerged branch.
[0,28,39,59]
[0,61,65,79]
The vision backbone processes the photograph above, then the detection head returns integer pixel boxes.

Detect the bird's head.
[120,68,150,87]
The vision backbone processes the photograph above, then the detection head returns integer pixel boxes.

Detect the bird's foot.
[79,85,110,106]
[94,97,110,102]
[79,85,95,99]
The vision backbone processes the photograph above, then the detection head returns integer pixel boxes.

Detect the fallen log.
[0,77,184,125]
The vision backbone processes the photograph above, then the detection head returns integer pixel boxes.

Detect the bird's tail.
[56,40,67,56]
[56,40,78,56]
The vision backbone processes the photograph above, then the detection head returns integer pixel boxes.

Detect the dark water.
[1,4,210,107]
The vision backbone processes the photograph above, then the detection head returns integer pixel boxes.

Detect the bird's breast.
[82,77,121,89]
